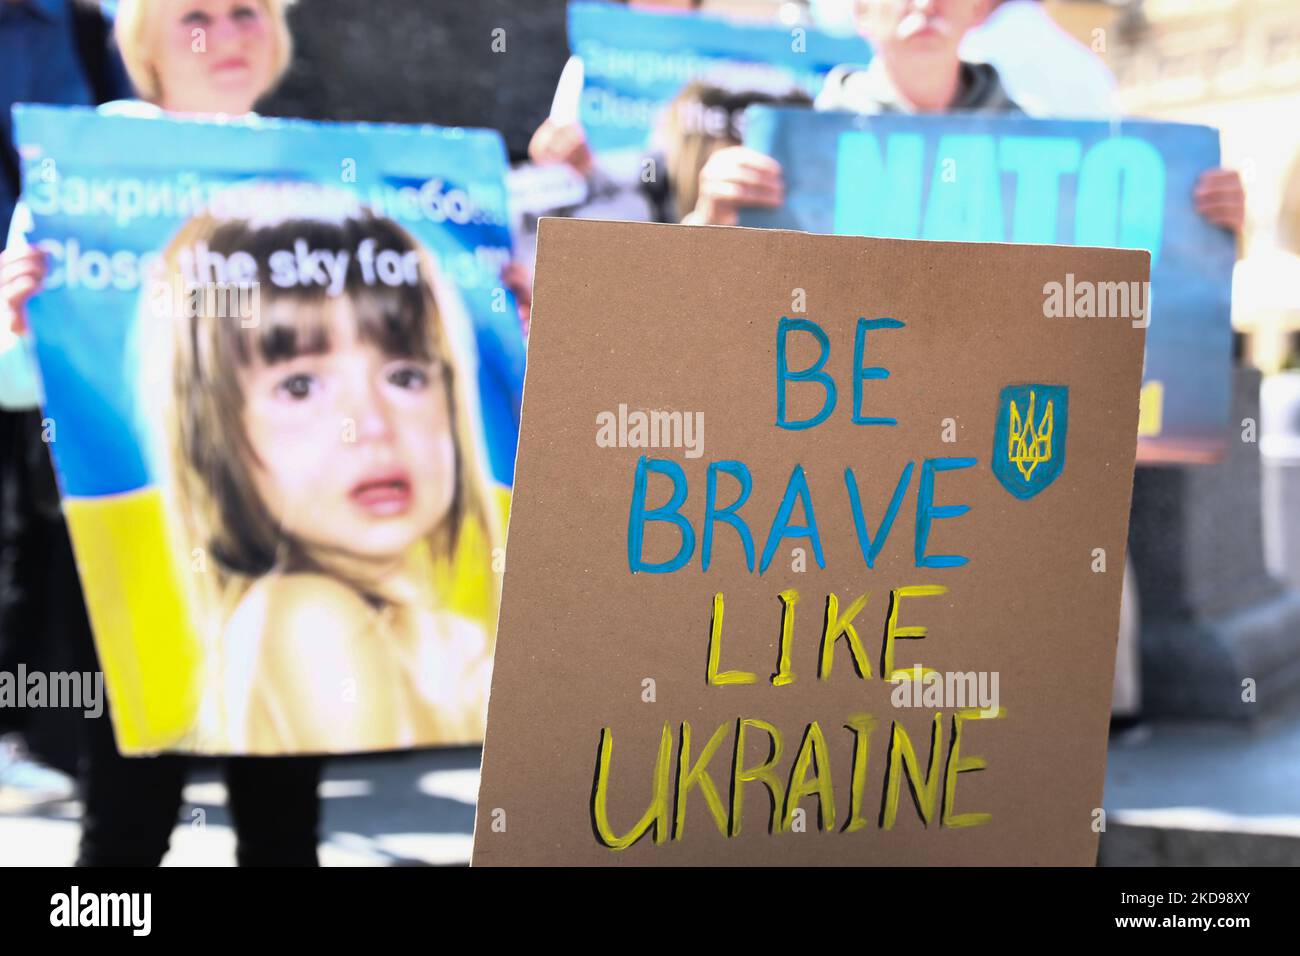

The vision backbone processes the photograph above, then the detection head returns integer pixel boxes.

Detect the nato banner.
[11,105,524,754]
[740,107,1235,463]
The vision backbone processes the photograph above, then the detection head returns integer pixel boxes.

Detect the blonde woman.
[115,0,292,115]
[0,0,327,867]
[5,0,294,353]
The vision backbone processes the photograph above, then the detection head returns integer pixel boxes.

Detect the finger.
[1194,187,1244,203]
[1194,180,1233,194]
[562,143,589,166]
[530,126,562,159]
[1194,180,1242,197]
[0,262,44,287]
[706,167,780,190]
[2,250,44,271]
[4,277,39,309]
[703,176,783,199]
[534,134,562,161]
[1196,169,1239,184]
[704,180,784,207]
[1194,178,1241,193]
[527,133,550,162]
[0,251,44,274]
[567,146,594,176]
[1195,205,1243,227]
[549,126,579,152]
[543,135,582,166]
[1201,214,1242,230]
[1194,197,1244,217]
[548,125,586,155]
[730,159,784,181]
[715,162,784,189]
[705,167,784,196]
[724,149,782,174]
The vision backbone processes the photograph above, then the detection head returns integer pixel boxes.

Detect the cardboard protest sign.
[567,1,866,159]
[739,107,1235,464]
[12,105,523,754]
[473,219,1147,866]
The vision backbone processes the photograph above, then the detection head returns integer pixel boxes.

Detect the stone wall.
[260,0,571,160]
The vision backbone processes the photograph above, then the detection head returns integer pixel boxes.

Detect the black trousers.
[0,410,323,866]
[66,542,325,867]
[76,706,324,867]
[0,410,55,737]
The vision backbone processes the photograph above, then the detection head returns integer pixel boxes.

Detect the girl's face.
[151,0,278,115]
[237,297,457,570]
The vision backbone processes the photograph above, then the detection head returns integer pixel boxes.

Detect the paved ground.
[1100,703,1300,864]
[0,747,482,866]
[5,707,1300,865]
[1104,702,1300,831]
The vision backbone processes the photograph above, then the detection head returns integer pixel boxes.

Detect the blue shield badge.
[992,385,1069,499]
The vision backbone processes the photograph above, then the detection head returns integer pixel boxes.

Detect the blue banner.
[741,107,1235,462]
[10,105,523,754]
[569,1,867,156]
[15,105,525,496]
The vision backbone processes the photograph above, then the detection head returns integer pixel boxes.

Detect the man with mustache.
[685,0,1244,236]
[685,0,1016,225]
[816,0,1019,116]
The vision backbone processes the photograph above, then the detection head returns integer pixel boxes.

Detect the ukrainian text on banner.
[569,1,867,158]
[740,106,1235,463]
[12,105,525,754]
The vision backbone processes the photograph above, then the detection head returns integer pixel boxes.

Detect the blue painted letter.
[628,456,694,573]
[760,464,825,574]
[915,457,976,569]
[702,460,755,572]
[845,461,914,569]
[852,317,904,426]
[777,317,836,430]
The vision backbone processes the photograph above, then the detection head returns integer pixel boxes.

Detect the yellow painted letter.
[729,718,785,837]
[782,720,836,832]
[942,707,1005,828]
[674,720,731,839]
[842,714,877,833]
[591,723,674,850]
[819,591,872,680]
[881,713,944,829]
[882,584,947,681]
[771,589,799,686]
[707,592,757,685]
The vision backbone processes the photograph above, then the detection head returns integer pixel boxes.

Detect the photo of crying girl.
[142,201,503,754]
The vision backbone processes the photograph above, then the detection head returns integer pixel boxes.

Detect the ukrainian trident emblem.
[992,384,1069,499]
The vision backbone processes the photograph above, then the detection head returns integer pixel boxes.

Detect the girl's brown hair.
[146,203,498,617]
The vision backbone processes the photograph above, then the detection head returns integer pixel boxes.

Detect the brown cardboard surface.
[473,218,1149,866]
